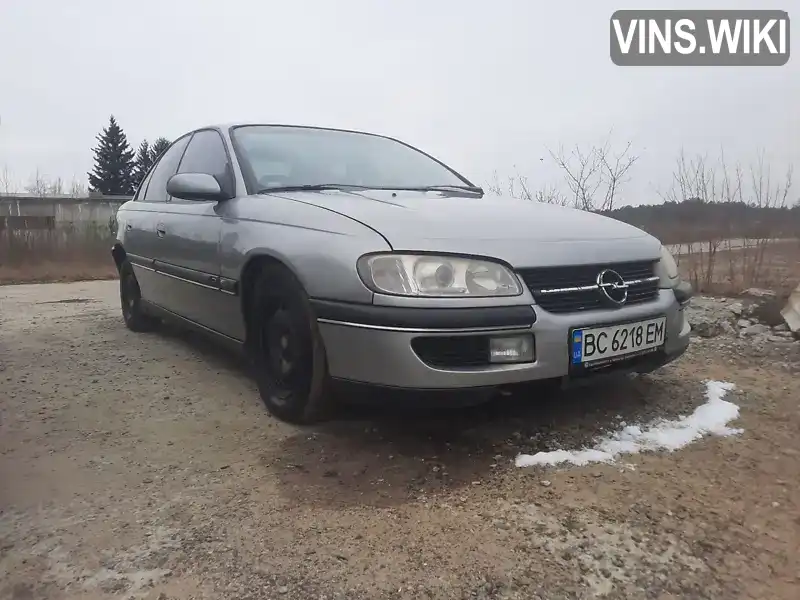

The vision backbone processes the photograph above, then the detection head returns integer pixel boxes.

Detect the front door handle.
[156,223,166,238]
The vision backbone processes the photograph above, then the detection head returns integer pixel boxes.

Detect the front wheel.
[119,262,158,332]
[249,265,333,424]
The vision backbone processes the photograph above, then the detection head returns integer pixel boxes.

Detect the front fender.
[219,197,391,304]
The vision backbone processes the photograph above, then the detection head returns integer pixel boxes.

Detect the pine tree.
[133,139,153,187]
[149,137,171,163]
[87,115,135,195]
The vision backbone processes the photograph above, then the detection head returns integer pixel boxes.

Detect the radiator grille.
[517,260,659,314]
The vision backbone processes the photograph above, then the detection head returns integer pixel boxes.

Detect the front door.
[153,200,223,328]
[152,129,234,331]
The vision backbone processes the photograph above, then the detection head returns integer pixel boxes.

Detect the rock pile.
[685,288,797,343]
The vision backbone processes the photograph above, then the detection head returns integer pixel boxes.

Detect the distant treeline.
[603,198,800,244]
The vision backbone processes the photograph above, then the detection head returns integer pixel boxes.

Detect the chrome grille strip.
[536,276,660,295]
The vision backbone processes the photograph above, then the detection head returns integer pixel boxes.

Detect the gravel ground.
[1,281,798,600]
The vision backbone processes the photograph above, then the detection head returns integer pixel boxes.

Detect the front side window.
[230,126,470,193]
[143,135,191,202]
[178,130,230,182]
[175,129,233,198]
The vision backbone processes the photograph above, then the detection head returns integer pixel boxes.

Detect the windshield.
[230,125,472,192]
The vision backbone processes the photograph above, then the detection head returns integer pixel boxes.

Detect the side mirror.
[167,173,225,201]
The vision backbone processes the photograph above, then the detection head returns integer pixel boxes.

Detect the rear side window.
[177,129,233,196]
[143,135,191,202]
[134,168,154,201]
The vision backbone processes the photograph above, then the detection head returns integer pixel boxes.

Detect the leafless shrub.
[550,133,639,211]
[490,134,639,211]
[1,168,86,198]
[735,152,793,289]
[660,151,728,289]
[49,177,64,196]
[484,171,508,197]
[19,170,72,197]
[24,169,50,197]
[486,170,570,206]
[1,165,15,194]
[533,184,570,206]
[69,179,87,198]
[662,149,794,294]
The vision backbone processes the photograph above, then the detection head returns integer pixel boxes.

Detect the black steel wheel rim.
[121,272,138,319]
[260,306,310,406]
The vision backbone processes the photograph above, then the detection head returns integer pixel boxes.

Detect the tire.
[119,262,158,332]
[248,264,333,424]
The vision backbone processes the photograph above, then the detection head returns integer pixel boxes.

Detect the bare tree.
[69,178,87,198]
[550,143,603,210]
[47,177,64,196]
[484,171,508,197]
[740,152,793,288]
[598,139,639,211]
[660,148,793,293]
[0,165,14,194]
[549,133,639,211]
[20,170,71,197]
[659,150,734,290]
[533,184,570,206]
[485,169,569,206]
[25,169,50,197]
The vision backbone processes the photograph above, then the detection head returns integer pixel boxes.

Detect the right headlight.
[357,253,523,297]
[654,245,680,289]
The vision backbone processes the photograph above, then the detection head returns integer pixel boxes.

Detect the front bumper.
[313,289,691,390]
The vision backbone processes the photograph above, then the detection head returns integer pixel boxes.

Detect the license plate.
[571,316,666,366]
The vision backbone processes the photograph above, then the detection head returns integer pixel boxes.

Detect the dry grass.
[676,238,800,298]
[0,222,118,285]
[0,262,118,285]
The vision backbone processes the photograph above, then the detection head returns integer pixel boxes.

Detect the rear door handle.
[156,223,166,238]
[125,223,133,231]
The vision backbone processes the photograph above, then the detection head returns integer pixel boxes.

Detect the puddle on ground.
[37,298,95,305]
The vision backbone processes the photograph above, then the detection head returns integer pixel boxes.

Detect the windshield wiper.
[400,185,484,196]
[256,184,372,194]
[256,183,485,196]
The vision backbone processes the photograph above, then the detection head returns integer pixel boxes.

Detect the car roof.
[198,123,395,140]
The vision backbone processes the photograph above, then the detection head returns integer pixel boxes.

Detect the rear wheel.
[119,262,158,332]
[248,265,333,423]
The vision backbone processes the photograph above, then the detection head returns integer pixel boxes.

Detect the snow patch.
[515,380,741,468]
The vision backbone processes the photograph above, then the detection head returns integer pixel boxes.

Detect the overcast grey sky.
[0,0,796,205]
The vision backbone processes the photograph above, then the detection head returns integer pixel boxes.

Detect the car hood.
[271,189,662,268]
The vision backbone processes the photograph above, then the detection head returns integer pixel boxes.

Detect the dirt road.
[1,281,799,600]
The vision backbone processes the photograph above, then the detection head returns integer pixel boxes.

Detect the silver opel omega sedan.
[111,123,693,423]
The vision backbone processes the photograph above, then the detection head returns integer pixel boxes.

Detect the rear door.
[152,129,234,330]
[118,168,159,299]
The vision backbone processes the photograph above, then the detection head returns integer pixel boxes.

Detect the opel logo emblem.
[596,269,628,306]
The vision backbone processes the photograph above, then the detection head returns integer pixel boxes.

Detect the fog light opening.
[489,334,535,364]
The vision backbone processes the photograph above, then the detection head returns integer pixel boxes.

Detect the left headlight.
[357,253,523,297]
[654,245,680,289]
